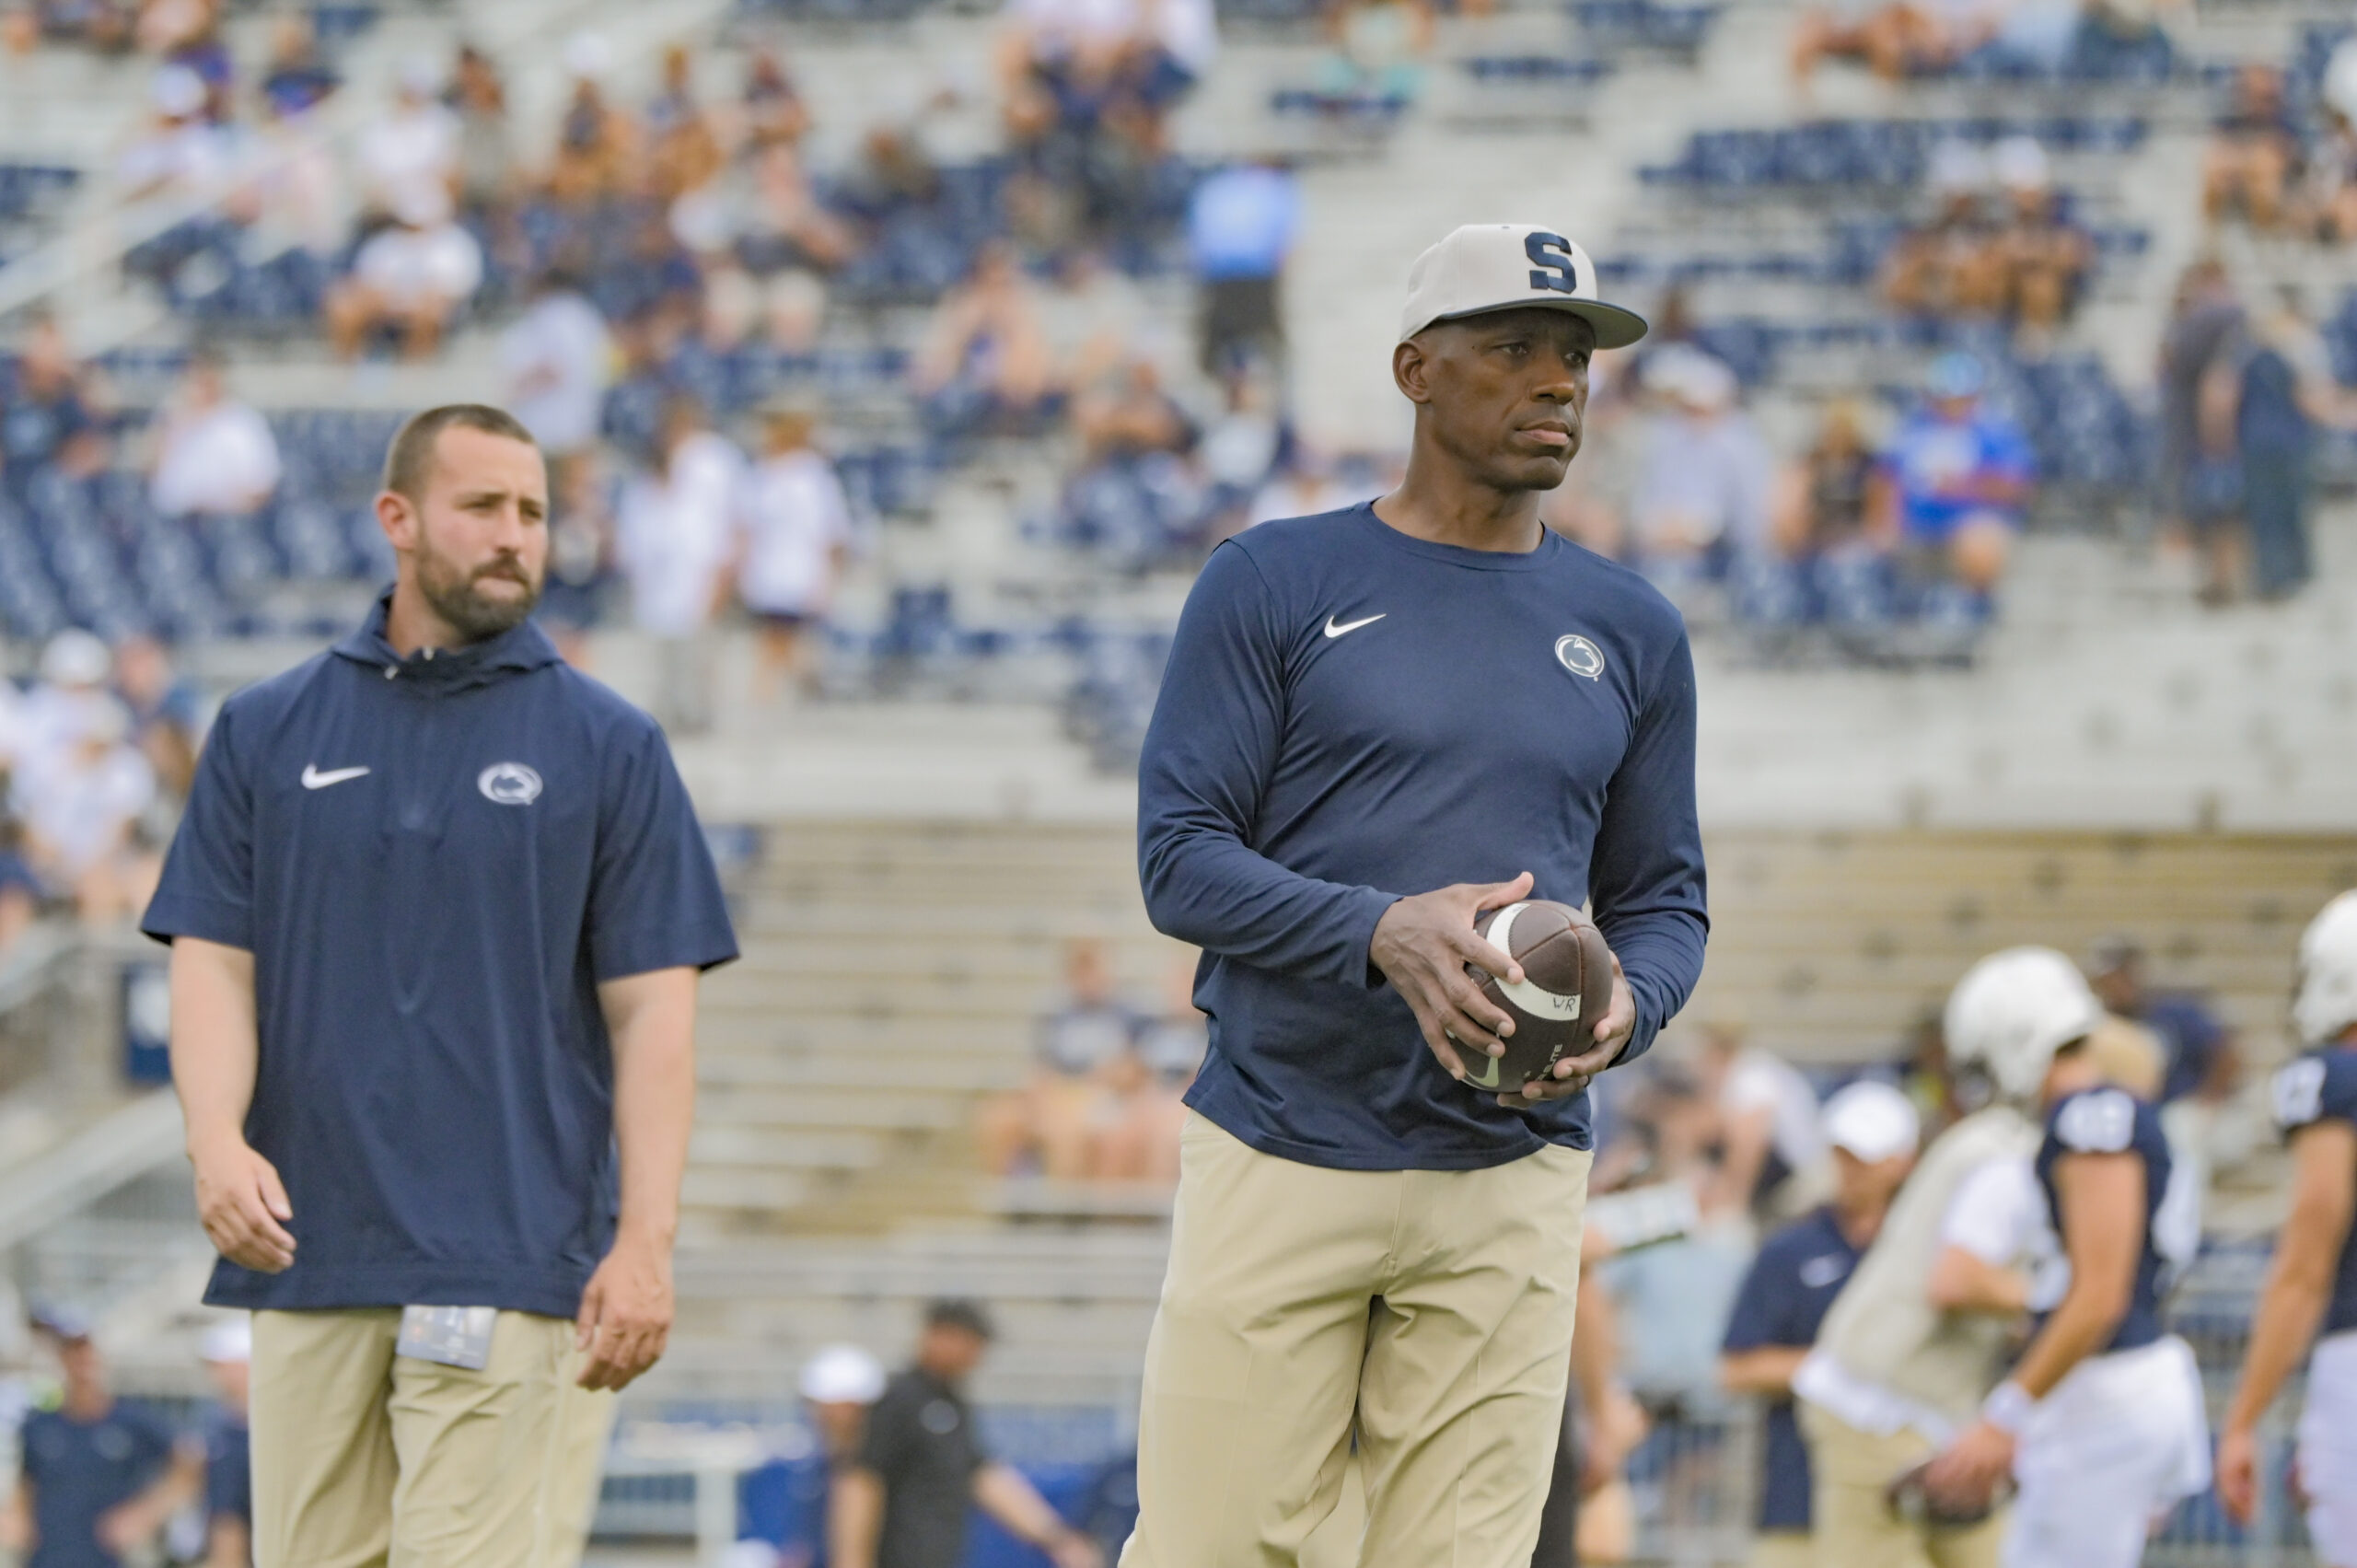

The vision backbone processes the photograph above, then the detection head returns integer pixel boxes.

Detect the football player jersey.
[2272,1048,2357,1337]
[2033,1086,2196,1353]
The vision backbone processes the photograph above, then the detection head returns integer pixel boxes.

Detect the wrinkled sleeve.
[1137,541,1398,988]
[141,703,256,949]
[1588,625,1709,1063]
[588,717,740,980]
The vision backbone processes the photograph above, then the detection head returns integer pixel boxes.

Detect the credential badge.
[478,761,544,806]
[1554,633,1606,680]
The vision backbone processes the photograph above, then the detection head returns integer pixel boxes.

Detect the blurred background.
[0,0,2354,1557]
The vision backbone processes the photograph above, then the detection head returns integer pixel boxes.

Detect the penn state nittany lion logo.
[1554,634,1606,681]
[477,762,544,807]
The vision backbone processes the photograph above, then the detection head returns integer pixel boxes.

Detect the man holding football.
[1127,222,1709,1565]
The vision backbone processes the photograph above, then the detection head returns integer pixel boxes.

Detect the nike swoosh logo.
[1467,1052,1502,1089]
[301,765,371,790]
[1324,613,1387,639]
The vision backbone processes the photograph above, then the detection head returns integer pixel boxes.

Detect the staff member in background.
[198,1320,253,1568]
[0,1310,201,1568]
[143,403,739,1568]
[1128,222,1705,1566]
[830,1301,1100,1568]
[1720,1081,1921,1568]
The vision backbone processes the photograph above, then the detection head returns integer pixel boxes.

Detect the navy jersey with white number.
[2034,1086,2187,1353]
[2272,1047,2357,1337]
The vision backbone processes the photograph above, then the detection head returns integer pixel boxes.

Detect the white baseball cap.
[1398,224,1648,349]
[1820,1079,1920,1164]
[798,1343,886,1405]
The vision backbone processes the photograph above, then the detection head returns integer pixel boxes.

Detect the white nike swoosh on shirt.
[1323,613,1387,639]
[301,765,371,790]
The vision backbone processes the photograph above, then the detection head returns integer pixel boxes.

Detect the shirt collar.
[331,592,564,690]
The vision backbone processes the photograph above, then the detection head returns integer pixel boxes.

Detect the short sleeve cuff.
[592,920,740,981]
[140,892,254,951]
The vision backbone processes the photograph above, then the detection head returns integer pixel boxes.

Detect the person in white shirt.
[15,695,157,923]
[616,400,744,734]
[355,57,460,216]
[737,401,853,704]
[1704,1024,1829,1223]
[326,184,483,361]
[499,270,613,462]
[149,348,281,519]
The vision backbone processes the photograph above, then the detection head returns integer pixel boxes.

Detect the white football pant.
[2004,1336,2210,1568]
[2302,1331,2357,1567]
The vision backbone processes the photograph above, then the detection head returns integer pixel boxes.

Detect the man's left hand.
[1918,1419,2015,1516]
[1498,953,1633,1108]
[575,1230,674,1391]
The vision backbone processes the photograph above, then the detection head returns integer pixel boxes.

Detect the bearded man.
[143,403,739,1568]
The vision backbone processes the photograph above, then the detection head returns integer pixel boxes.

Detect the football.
[1460,900,1618,1092]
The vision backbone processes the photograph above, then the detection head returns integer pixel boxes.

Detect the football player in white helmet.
[1918,947,2209,1568]
[2218,891,2357,1565]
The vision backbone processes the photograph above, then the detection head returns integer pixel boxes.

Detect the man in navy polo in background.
[142,403,739,1568]
[1719,1082,1920,1568]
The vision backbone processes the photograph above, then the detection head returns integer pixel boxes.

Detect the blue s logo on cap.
[1526,232,1579,296]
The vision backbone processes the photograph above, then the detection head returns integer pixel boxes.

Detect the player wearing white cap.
[1912,949,2208,1568]
[1128,223,1702,1567]
[1719,1081,1920,1568]
[2218,891,2357,1564]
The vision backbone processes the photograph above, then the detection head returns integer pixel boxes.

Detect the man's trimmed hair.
[381,403,539,502]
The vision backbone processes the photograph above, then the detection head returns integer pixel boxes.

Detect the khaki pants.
[1798,1400,2005,1568]
[250,1308,616,1568]
[1120,1114,1591,1568]
[1749,1530,1818,1568]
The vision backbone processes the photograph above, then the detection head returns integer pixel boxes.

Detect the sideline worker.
[144,403,739,1567]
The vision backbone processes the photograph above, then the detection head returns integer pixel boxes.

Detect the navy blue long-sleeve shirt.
[1138,504,1708,1169]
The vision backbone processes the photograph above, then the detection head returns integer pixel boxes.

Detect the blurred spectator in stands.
[1042,249,1148,393]
[538,448,616,668]
[1988,137,2090,345]
[112,634,203,800]
[501,267,613,472]
[1700,1023,1826,1225]
[1882,142,2003,324]
[1789,0,1995,87]
[1720,1081,1919,1568]
[257,12,335,119]
[18,697,157,923]
[1096,956,1205,1185]
[1246,447,1349,531]
[739,401,854,705]
[0,819,41,955]
[1198,362,1288,536]
[617,399,742,735]
[978,937,1144,1180]
[326,183,484,361]
[738,47,810,151]
[356,56,459,219]
[546,34,637,208]
[447,45,514,226]
[0,313,108,493]
[2301,45,2357,245]
[719,141,857,276]
[2156,260,2246,604]
[1060,353,1201,565]
[196,1319,250,1568]
[644,44,725,204]
[115,63,233,203]
[1187,159,1298,376]
[914,242,1055,436]
[23,0,130,51]
[2204,64,2300,232]
[2233,285,2357,600]
[834,1301,1100,1568]
[18,631,114,784]
[1625,347,1773,594]
[1874,351,2030,610]
[0,1312,199,1568]
[1771,397,1878,562]
[147,345,279,519]
[2085,935,2238,1111]
[1315,0,1433,109]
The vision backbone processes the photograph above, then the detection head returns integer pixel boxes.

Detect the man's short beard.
[416,541,541,642]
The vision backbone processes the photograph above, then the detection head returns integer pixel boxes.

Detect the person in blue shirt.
[196,1320,252,1568]
[0,1315,199,1568]
[1720,1080,1920,1568]
[1875,353,2035,615]
[1185,159,1299,376]
[1125,223,1707,1566]
[2086,934,2240,1109]
[2220,890,2357,1562]
[142,403,739,1568]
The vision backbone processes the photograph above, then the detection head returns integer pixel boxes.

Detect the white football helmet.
[2294,891,2357,1049]
[1944,947,2106,1104]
